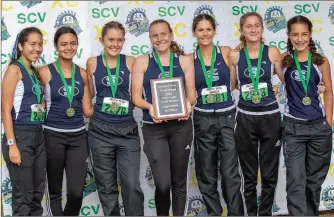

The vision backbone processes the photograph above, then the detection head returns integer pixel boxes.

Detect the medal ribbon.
[197,44,216,89]
[244,44,264,90]
[103,53,121,98]
[18,57,41,103]
[293,51,312,96]
[55,60,75,107]
[153,51,174,78]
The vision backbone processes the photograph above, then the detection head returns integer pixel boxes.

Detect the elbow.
[132,97,140,108]
[83,106,94,118]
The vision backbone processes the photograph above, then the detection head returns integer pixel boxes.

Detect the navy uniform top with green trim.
[10,61,44,125]
[142,52,185,124]
[237,45,278,112]
[194,46,235,112]
[92,54,134,123]
[284,60,325,120]
[43,63,85,130]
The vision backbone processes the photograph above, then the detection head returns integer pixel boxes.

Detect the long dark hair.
[149,19,185,56]
[283,15,324,68]
[10,27,43,81]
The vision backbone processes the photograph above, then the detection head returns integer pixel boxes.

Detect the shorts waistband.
[283,115,327,125]
[13,124,43,131]
[194,108,236,116]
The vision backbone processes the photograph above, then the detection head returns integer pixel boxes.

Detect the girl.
[86,21,144,216]
[131,19,196,216]
[38,26,92,216]
[190,14,244,216]
[228,12,284,216]
[282,15,333,216]
[1,27,46,216]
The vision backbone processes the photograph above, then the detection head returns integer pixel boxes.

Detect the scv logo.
[264,6,287,33]
[83,167,97,198]
[187,195,207,216]
[101,75,123,86]
[194,5,219,26]
[243,67,265,78]
[2,177,12,205]
[58,85,80,97]
[321,185,334,209]
[19,0,42,8]
[145,165,155,188]
[55,10,83,35]
[158,72,171,79]
[291,69,307,82]
[95,0,107,4]
[329,3,334,25]
[314,40,325,56]
[205,68,219,82]
[1,17,11,41]
[126,8,149,37]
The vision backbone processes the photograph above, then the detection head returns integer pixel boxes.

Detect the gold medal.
[302,96,311,106]
[206,94,215,104]
[111,102,119,113]
[252,94,261,104]
[66,107,75,117]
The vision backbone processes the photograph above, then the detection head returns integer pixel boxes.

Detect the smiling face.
[240,15,264,43]
[288,23,311,53]
[55,33,78,60]
[18,32,43,62]
[149,22,173,53]
[193,19,216,47]
[100,28,125,57]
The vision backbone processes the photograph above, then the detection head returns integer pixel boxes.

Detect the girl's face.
[240,15,263,43]
[150,22,173,53]
[55,33,78,60]
[19,32,43,62]
[288,23,311,53]
[193,20,216,47]
[100,28,125,57]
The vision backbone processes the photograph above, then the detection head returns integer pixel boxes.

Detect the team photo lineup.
[1,1,334,216]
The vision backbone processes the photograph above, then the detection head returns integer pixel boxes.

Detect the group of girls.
[2,10,332,217]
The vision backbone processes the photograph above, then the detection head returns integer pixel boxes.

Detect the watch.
[6,139,16,146]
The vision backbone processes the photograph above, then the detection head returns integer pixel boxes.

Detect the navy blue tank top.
[194,46,235,112]
[93,54,134,123]
[284,60,325,120]
[142,53,186,123]
[43,63,85,130]
[237,45,278,111]
[11,61,44,125]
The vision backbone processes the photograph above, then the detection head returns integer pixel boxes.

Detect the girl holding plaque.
[281,15,333,216]
[1,27,46,216]
[132,19,196,216]
[228,12,284,216]
[86,21,144,216]
[190,14,244,216]
[38,26,92,216]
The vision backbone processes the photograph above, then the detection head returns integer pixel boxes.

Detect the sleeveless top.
[237,45,278,112]
[284,59,325,120]
[10,61,44,125]
[92,54,134,123]
[43,63,85,132]
[194,46,235,113]
[142,52,186,124]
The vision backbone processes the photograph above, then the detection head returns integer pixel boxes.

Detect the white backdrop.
[1,1,334,216]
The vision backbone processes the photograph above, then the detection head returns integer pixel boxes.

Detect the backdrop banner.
[1,1,334,216]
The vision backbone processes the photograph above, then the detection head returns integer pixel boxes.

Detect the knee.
[155,180,171,195]
[67,188,83,201]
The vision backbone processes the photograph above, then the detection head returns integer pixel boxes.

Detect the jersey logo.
[145,165,155,188]
[291,68,307,82]
[321,185,334,210]
[204,68,219,82]
[264,6,287,33]
[55,10,83,35]
[19,0,42,8]
[329,3,334,25]
[194,5,219,26]
[243,67,265,78]
[187,195,208,216]
[58,85,80,97]
[101,75,124,86]
[32,83,43,96]
[2,177,12,205]
[126,8,149,37]
[1,17,11,41]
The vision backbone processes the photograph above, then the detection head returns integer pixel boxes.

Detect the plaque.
[150,77,188,120]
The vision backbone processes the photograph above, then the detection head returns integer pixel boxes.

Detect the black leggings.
[142,118,193,216]
[44,128,88,216]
